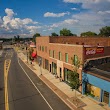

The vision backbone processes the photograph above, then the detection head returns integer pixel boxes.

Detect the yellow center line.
[4,59,11,110]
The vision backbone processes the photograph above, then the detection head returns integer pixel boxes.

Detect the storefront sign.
[85,47,104,55]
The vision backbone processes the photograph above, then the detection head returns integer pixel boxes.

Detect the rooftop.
[85,62,110,82]
[83,56,110,82]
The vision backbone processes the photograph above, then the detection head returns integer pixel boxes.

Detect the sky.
[0,0,110,38]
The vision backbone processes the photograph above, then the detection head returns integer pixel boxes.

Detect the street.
[0,46,71,110]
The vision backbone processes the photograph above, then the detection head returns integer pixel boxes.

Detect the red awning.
[31,52,37,58]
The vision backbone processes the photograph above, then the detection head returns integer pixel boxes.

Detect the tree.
[33,33,40,43]
[17,35,20,42]
[60,28,76,36]
[51,32,59,36]
[81,31,97,37]
[29,48,34,61]
[14,36,17,42]
[68,55,82,98]
[99,26,110,37]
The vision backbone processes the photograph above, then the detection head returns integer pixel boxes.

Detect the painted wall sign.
[85,47,104,55]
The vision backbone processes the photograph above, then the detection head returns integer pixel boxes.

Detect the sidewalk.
[17,50,110,110]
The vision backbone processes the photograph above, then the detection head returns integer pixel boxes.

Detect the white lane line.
[18,58,54,110]
[5,53,7,57]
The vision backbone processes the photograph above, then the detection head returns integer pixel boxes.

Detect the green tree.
[81,31,97,37]
[99,26,110,37]
[14,36,17,42]
[33,33,40,43]
[68,55,82,98]
[17,35,20,42]
[60,28,75,36]
[29,48,34,61]
[51,32,59,36]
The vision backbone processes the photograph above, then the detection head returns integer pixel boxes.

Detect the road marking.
[18,58,54,110]
[5,53,7,57]
[4,59,11,110]
[5,52,13,58]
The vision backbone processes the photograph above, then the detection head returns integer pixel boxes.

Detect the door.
[103,91,109,104]
[60,68,62,78]
[50,64,51,72]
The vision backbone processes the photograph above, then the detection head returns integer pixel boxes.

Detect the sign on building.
[85,47,104,55]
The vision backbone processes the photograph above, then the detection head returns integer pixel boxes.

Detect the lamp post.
[27,49,29,63]
[39,58,42,75]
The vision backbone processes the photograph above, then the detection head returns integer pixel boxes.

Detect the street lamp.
[39,58,42,75]
[27,49,29,63]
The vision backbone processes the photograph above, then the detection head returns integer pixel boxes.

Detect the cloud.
[22,18,38,25]
[46,8,110,35]
[98,10,110,15]
[63,0,110,11]
[0,8,40,37]
[48,18,78,31]
[71,8,79,10]
[5,8,15,17]
[44,12,70,17]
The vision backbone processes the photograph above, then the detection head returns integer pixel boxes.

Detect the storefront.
[82,72,110,107]
[64,68,72,83]
[85,83,100,100]
[45,59,49,70]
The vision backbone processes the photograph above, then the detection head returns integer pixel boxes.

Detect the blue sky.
[0,0,110,38]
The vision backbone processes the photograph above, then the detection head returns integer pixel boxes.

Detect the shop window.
[64,68,72,83]
[65,53,68,63]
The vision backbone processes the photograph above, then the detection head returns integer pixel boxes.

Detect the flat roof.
[86,55,110,61]
[86,63,110,82]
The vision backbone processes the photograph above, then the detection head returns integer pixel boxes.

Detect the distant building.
[36,36,110,107]
[0,40,3,50]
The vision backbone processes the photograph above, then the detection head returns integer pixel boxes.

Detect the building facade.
[36,36,110,107]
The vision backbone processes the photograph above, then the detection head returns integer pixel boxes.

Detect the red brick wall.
[49,36,110,46]
[49,43,83,65]
[36,36,49,60]
[36,36,110,63]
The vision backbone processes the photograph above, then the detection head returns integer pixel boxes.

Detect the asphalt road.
[0,46,71,110]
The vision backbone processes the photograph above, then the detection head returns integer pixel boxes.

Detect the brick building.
[36,36,110,107]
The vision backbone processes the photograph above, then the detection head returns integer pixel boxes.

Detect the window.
[65,53,68,63]
[53,50,55,58]
[49,50,52,57]
[45,46,47,52]
[59,52,61,60]
[49,50,51,57]
[40,46,41,51]
[42,46,44,52]
[73,55,78,66]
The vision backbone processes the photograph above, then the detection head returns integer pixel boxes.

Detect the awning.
[31,52,37,58]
